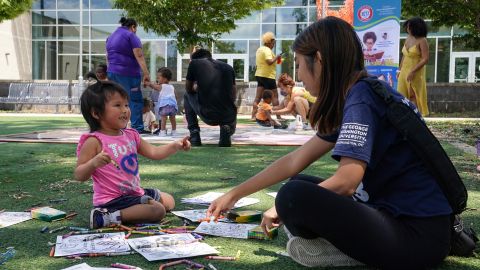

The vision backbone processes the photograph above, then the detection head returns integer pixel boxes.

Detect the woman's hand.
[260,206,282,235]
[407,71,415,82]
[207,192,238,219]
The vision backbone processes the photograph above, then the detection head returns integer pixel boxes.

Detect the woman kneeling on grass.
[207,16,451,269]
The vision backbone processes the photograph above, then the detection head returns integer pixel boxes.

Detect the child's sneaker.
[303,123,312,130]
[286,236,363,267]
[170,129,177,136]
[90,208,121,229]
[158,129,168,137]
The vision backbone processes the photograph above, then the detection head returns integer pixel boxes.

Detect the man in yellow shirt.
[251,32,283,120]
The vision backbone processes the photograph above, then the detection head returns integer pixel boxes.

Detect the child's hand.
[91,151,112,169]
[174,136,191,151]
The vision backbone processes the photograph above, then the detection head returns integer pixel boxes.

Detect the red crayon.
[49,246,55,257]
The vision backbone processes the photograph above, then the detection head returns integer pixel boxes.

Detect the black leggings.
[275,174,451,270]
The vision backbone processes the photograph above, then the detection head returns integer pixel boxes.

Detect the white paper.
[171,209,228,223]
[54,232,130,257]
[194,221,258,239]
[127,233,218,261]
[266,192,277,198]
[0,212,32,228]
[61,263,93,270]
[181,192,259,209]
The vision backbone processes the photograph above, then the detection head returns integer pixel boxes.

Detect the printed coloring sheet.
[181,192,259,208]
[61,263,135,270]
[171,209,228,223]
[127,233,218,261]
[266,192,277,198]
[0,212,32,228]
[194,221,258,239]
[54,232,130,257]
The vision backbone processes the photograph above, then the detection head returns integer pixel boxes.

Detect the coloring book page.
[194,221,258,239]
[171,209,228,223]
[266,192,277,198]
[61,263,136,270]
[54,232,130,257]
[180,192,259,208]
[127,233,218,261]
[0,212,32,228]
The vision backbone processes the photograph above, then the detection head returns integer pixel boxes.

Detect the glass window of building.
[214,41,247,54]
[90,0,113,9]
[436,38,451,82]
[58,0,80,9]
[58,11,80,24]
[32,11,56,24]
[32,0,56,10]
[91,10,123,24]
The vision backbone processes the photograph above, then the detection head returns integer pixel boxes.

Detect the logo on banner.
[357,5,373,22]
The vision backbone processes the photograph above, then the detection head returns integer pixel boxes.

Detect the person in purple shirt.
[106,17,151,133]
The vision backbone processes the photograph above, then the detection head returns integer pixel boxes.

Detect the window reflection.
[91,10,123,24]
[221,24,260,39]
[91,25,116,39]
[58,11,80,24]
[58,26,81,39]
[58,41,80,54]
[32,0,56,10]
[32,11,56,24]
[91,0,113,9]
[58,0,80,9]
[214,41,247,54]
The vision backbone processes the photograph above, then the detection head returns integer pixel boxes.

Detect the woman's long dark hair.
[292,16,367,134]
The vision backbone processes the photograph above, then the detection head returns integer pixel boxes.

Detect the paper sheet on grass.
[171,209,228,223]
[127,233,218,261]
[181,192,259,208]
[194,221,258,239]
[266,192,277,198]
[54,232,130,257]
[0,212,32,228]
[61,263,137,270]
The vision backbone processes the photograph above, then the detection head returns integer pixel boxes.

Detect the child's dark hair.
[80,78,129,132]
[157,67,172,81]
[143,97,152,108]
[262,90,273,100]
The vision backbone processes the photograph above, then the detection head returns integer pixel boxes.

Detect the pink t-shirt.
[76,128,144,206]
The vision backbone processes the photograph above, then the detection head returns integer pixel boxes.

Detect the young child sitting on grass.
[142,98,157,133]
[256,90,286,129]
[74,78,190,229]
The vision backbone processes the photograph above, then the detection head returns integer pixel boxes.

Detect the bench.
[0,82,85,112]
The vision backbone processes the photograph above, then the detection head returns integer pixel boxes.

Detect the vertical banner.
[354,1,401,89]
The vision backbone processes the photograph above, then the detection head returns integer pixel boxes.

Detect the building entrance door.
[450,52,480,83]
[177,53,248,82]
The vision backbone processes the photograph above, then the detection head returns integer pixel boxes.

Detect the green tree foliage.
[402,0,480,49]
[0,0,33,23]
[113,0,283,53]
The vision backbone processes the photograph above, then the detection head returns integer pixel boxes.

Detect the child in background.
[142,98,157,133]
[147,67,178,136]
[75,80,191,229]
[256,90,285,129]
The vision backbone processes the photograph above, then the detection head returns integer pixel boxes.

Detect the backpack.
[361,78,477,256]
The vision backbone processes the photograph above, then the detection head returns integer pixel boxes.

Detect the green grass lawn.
[0,115,479,269]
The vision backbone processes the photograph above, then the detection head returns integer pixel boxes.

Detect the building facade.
[1,0,478,83]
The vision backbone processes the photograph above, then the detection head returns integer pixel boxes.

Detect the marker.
[62,232,74,239]
[111,159,120,170]
[83,234,105,241]
[131,230,165,235]
[111,262,137,269]
[208,263,218,270]
[40,226,49,233]
[49,226,67,234]
[205,255,237,261]
[68,226,89,231]
[49,198,68,203]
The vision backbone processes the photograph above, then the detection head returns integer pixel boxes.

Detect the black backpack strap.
[361,78,468,214]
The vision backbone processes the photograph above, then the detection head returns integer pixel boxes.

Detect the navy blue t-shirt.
[318,80,452,217]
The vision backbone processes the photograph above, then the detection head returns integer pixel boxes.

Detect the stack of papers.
[54,232,130,257]
[180,192,259,209]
